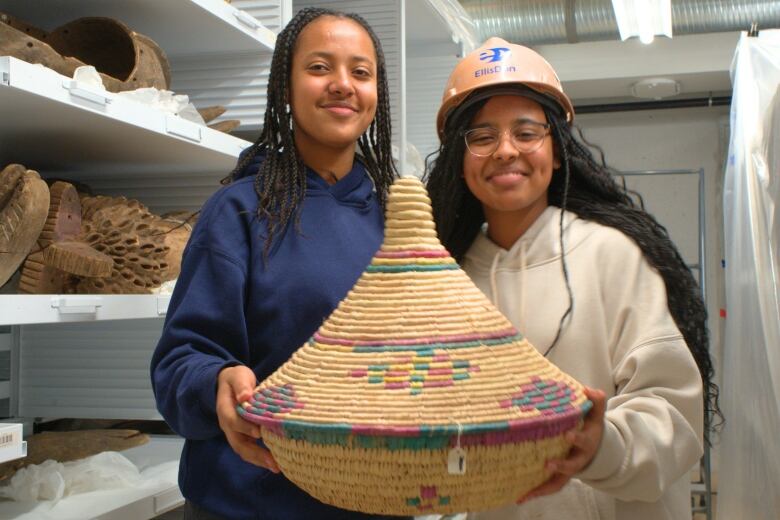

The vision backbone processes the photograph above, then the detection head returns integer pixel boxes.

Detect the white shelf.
[0,0,275,57]
[0,56,249,177]
[0,295,171,326]
[0,436,184,520]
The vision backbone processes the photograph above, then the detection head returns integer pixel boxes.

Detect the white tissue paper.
[71,65,205,124]
[117,88,206,124]
[0,451,143,503]
[72,66,105,90]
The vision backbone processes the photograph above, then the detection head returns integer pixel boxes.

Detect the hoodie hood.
[464,206,583,270]
[234,147,375,209]
[462,207,586,330]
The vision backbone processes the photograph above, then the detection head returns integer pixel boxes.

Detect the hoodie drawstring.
[489,251,501,307]
[519,240,527,332]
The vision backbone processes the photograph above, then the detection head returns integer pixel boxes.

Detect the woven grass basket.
[238,177,592,515]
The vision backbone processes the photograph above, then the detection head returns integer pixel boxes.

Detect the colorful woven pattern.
[238,177,591,515]
[348,352,478,394]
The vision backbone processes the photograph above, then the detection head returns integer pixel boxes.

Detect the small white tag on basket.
[447,446,467,475]
[447,422,467,475]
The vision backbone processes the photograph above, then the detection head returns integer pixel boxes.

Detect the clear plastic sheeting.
[426,0,479,52]
[719,29,780,520]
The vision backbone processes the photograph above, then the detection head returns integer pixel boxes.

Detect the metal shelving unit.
[616,168,713,520]
[0,1,280,517]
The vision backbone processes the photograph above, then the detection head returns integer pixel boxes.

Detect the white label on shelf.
[51,296,103,314]
[62,79,111,107]
[0,424,21,449]
[166,115,203,143]
[0,433,14,448]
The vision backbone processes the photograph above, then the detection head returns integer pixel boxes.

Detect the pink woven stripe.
[427,368,453,376]
[374,250,450,258]
[313,328,518,346]
[351,424,422,436]
[457,413,582,446]
[385,382,410,389]
[423,380,454,388]
[350,370,368,377]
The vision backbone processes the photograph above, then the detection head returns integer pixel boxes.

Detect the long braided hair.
[425,93,722,444]
[223,7,396,257]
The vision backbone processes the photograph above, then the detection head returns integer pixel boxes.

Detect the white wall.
[576,106,729,470]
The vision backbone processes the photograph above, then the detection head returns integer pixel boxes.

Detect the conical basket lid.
[240,177,590,441]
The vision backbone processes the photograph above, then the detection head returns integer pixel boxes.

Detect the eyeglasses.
[463,121,551,157]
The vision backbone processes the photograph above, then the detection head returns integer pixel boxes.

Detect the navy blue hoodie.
[150,152,389,519]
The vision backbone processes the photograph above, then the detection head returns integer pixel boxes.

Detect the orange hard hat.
[436,37,574,137]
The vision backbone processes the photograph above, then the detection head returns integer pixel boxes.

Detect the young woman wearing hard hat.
[425,37,720,520]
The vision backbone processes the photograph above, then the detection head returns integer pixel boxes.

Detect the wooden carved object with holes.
[19,181,113,294]
[68,195,192,293]
[0,164,49,288]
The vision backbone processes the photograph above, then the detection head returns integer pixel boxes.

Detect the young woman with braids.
[151,8,402,519]
[425,38,720,520]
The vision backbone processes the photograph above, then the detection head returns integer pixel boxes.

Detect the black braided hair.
[222,7,396,257]
[424,96,722,444]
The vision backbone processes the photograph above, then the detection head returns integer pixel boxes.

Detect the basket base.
[263,431,572,515]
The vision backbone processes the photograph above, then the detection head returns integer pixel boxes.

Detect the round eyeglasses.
[463,121,551,157]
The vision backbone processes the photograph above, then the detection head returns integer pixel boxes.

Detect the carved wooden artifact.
[0,12,170,92]
[68,195,191,293]
[19,181,112,294]
[0,164,49,287]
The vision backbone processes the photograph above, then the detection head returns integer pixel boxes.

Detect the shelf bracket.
[50,296,103,315]
[165,114,202,143]
[156,295,171,316]
[62,79,111,107]
[233,8,260,30]
[232,8,276,43]
[153,486,184,514]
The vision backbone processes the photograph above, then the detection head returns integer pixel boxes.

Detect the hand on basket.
[516,386,606,504]
[216,365,280,473]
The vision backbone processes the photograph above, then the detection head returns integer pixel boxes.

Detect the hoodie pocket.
[468,479,612,520]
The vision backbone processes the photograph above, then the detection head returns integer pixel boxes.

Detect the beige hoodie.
[462,207,703,520]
